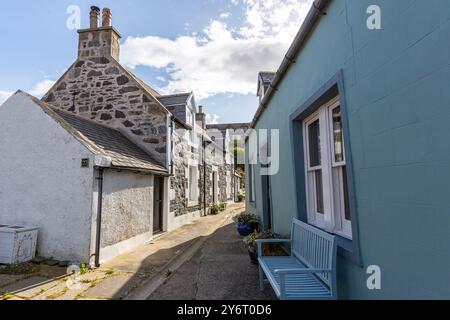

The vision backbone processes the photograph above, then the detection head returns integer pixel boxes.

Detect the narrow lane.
[148,220,276,300]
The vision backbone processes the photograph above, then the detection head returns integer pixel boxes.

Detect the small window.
[81,158,90,168]
[303,97,352,239]
[188,166,199,203]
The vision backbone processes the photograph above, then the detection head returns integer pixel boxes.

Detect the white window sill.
[188,201,200,207]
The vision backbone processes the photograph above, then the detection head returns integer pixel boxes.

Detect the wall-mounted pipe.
[94,168,104,268]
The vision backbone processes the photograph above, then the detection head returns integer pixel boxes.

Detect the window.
[188,108,196,142]
[303,97,352,239]
[249,164,256,204]
[188,166,199,203]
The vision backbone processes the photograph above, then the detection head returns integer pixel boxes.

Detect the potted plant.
[233,212,260,236]
[219,202,227,211]
[209,203,221,215]
[244,230,288,264]
[237,191,245,202]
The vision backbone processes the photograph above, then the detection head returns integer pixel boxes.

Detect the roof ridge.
[159,92,192,98]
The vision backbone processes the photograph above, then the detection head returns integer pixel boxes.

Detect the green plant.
[244,230,287,257]
[219,202,227,211]
[209,203,221,215]
[237,191,245,202]
[106,268,115,276]
[232,212,260,225]
[79,262,89,275]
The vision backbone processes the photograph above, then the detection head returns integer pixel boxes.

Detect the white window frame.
[188,165,199,205]
[249,163,256,204]
[303,96,352,239]
[188,107,196,143]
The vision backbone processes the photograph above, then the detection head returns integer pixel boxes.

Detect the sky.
[0,0,313,124]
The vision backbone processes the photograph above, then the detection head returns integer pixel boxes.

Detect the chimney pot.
[102,8,112,27]
[90,6,100,29]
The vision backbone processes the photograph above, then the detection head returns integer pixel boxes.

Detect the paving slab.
[55,283,92,300]
[0,274,26,288]
[82,274,133,299]
[32,281,68,300]
[0,276,57,298]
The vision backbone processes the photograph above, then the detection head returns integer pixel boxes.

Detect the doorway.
[261,170,273,230]
[153,176,164,234]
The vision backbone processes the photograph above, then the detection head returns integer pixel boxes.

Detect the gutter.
[250,0,330,129]
[94,168,104,268]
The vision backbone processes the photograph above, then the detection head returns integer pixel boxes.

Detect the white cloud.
[0,91,14,105]
[29,80,56,97]
[122,0,313,99]
[220,12,232,19]
[206,113,220,125]
[0,79,56,105]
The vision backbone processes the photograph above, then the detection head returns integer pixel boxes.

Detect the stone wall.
[43,56,168,165]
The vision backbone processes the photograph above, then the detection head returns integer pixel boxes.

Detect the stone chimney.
[196,106,206,130]
[90,6,100,28]
[78,6,121,61]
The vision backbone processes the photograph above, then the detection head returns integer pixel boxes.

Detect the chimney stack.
[78,6,121,61]
[196,106,206,130]
[90,6,101,29]
[102,8,112,27]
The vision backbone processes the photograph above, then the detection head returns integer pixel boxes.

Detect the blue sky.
[0,0,312,123]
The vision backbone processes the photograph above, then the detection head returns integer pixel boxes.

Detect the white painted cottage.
[0,92,170,265]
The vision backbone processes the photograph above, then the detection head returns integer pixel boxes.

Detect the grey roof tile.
[23,92,168,173]
[157,93,192,107]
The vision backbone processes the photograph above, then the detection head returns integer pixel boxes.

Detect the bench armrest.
[274,268,332,275]
[256,239,291,257]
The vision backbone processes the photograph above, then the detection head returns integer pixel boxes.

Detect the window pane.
[342,166,351,221]
[332,107,344,163]
[315,170,324,214]
[308,120,321,167]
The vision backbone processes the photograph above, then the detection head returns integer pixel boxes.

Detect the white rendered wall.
[0,93,95,262]
[98,170,154,263]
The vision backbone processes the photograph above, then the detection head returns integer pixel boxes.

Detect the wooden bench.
[257,219,337,300]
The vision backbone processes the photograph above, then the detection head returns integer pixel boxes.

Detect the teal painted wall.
[246,0,450,299]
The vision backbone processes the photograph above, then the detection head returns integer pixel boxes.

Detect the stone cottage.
[0,6,243,265]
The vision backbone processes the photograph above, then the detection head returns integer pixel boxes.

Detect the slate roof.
[23,92,168,174]
[259,72,276,85]
[157,93,192,107]
[157,93,193,128]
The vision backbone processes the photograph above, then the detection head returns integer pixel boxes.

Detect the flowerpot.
[249,222,259,233]
[237,224,252,236]
[247,247,258,265]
